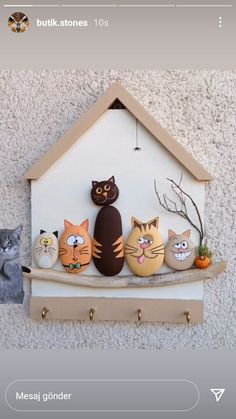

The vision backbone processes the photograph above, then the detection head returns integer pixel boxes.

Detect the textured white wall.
[0,70,235,349]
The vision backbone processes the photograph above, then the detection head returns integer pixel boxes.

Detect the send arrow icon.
[210,388,225,403]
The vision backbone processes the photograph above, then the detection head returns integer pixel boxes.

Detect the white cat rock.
[33,230,59,269]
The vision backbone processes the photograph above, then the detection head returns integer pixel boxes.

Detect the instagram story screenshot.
[0,0,235,418]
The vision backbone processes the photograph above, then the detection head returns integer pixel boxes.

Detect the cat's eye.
[138,237,145,244]
[66,235,76,246]
[22,16,28,22]
[8,17,14,22]
[75,235,85,245]
[96,187,102,194]
[104,184,110,191]
[174,243,181,249]
[144,234,153,244]
[181,241,188,249]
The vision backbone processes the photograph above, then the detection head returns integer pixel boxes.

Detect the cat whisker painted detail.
[149,244,165,250]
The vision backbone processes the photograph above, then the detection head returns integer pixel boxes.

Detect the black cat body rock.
[91,176,124,276]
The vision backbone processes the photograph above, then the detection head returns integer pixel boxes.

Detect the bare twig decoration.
[154,175,204,246]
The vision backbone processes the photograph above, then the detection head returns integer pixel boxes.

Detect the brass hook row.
[41,307,142,321]
[41,307,191,323]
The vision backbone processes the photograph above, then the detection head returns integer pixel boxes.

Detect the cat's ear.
[108,176,115,183]
[92,181,98,187]
[14,225,23,239]
[64,220,73,229]
[132,217,142,230]
[182,229,191,239]
[148,217,159,229]
[168,229,177,239]
[40,229,46,235]
[80,219,89,231]
[53,231,58,239]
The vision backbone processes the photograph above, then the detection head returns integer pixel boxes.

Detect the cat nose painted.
[103,192,108,198]
[140,242,149,249]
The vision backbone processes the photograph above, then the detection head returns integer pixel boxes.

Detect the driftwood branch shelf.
[25,261,226,288]
[26,261,227,323]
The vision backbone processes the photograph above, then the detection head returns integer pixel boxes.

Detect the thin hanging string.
[134,118,141,151]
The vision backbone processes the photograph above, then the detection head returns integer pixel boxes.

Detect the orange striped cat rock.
[59,219,92,274]
[125,217,164,277]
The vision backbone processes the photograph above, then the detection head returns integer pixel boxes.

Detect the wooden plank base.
[30,296,204,323]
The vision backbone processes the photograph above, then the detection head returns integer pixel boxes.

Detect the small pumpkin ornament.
[194,245,213,269]
[59,219,92,274]
[33,230,59,269]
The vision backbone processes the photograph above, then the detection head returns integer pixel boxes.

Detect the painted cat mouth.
[97,193,116,204]
[173,251,191,261]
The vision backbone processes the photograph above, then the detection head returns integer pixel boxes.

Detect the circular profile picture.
[8,12,29,33]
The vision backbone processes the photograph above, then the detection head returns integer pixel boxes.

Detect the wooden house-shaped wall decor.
[25,83,225,323]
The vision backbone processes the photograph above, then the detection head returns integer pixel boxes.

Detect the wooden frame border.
[25,83,212,181]
[30,296,204,323]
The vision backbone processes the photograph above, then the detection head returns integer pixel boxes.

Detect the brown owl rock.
[165,229,196,271]
[91,176,124,276]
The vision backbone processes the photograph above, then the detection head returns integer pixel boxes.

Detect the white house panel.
[31,109,205,299]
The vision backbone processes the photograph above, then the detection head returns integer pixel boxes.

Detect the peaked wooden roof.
[25,82,212,181]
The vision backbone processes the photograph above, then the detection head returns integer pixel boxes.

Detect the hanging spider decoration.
[133,119,142,151]
[8,12,29,34]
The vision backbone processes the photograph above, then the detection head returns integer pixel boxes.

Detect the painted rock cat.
[125,217,164,277]
[91,176,124,276]
[59,219,92,274]
[0,226,24,304]
[33,230,59,269]
[165,229,196,270]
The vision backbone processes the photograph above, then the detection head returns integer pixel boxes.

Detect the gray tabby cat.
[0,225,24,304]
